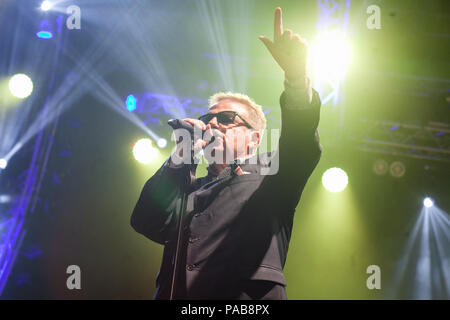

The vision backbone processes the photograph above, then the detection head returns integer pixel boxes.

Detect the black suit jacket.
[131,89,322,299]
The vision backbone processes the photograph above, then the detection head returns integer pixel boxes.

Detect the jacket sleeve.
[130,160,195,244]
[261,81,322,213]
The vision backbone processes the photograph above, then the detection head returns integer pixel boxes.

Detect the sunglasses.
[198,111,253,129]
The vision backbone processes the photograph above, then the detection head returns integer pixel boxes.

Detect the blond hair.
[208,92,266,131]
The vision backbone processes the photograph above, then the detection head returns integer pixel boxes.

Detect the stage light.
[0,195,12,204]
[390,161,406,178]
[36,19,53,39]
[36,31,53,39]
[0,159,7,170]
[373,159,388,175]
[391,203,449,299]
[133,139,158,164]
[8,74,33,99]
[40,1,52,11]
[322,167,348,192]
[126,95,137,112]
[423,197,434,208]
[309,30,352,82]
[157,138,167,148]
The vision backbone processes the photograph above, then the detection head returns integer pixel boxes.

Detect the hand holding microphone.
[168,118,217,163]
[167,119,196,133]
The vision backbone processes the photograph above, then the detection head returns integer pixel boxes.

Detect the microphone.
[167,119,216,144]
[167,119,194,133]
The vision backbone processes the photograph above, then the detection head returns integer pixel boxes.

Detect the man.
[131,7,322,300]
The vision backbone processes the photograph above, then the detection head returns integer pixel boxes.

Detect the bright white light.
[423,197,434,208]
[9,74,33,99]
[133,139,158,164]
[41,1,52,11]
[157,138,167,148]
[322,167,348,193]
[309,30,352,82]
[0,195,12,203]
[0,159,7,169]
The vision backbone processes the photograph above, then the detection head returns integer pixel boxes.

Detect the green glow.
[285,181,376,299]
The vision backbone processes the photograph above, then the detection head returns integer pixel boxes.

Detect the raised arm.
[259,7,322,212]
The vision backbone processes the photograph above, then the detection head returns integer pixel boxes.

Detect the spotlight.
[40,1,52,11]
[0,195,12,203]
[0,159,7,169]
[373,159,388,175]
[126,95,137,112]
[9,74,33,99]
[322,167,348,193]
[36,31,53,39]
[390,161,406,178]
[133,139,158,164]
[157,138,167,148]
[423,197,434,208]
[36,19,53,39]
[309,30,352,82]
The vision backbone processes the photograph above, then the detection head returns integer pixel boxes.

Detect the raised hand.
[259,7,308,85]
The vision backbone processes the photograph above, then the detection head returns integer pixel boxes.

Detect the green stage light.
[133,139,158,164]
[322,167,348,192]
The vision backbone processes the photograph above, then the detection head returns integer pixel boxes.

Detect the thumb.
[258,36,275,54]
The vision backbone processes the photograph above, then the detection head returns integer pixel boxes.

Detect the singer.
[131,7,322,300]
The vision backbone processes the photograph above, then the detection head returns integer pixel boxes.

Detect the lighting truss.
[349,119,450,163]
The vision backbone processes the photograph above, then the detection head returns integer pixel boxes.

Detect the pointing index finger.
[274,7,283,41]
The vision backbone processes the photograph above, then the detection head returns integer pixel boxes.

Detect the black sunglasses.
[198,111,253,129]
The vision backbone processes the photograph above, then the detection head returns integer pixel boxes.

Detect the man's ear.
[248,130,261,152]
[252,130,261,146]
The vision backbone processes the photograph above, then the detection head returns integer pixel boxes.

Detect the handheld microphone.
[167,119,215,144]
[167,119,194,133]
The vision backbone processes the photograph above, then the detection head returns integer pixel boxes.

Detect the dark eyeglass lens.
[199,112,236,125]
[217,112,235,124]
[199,114,212,124]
